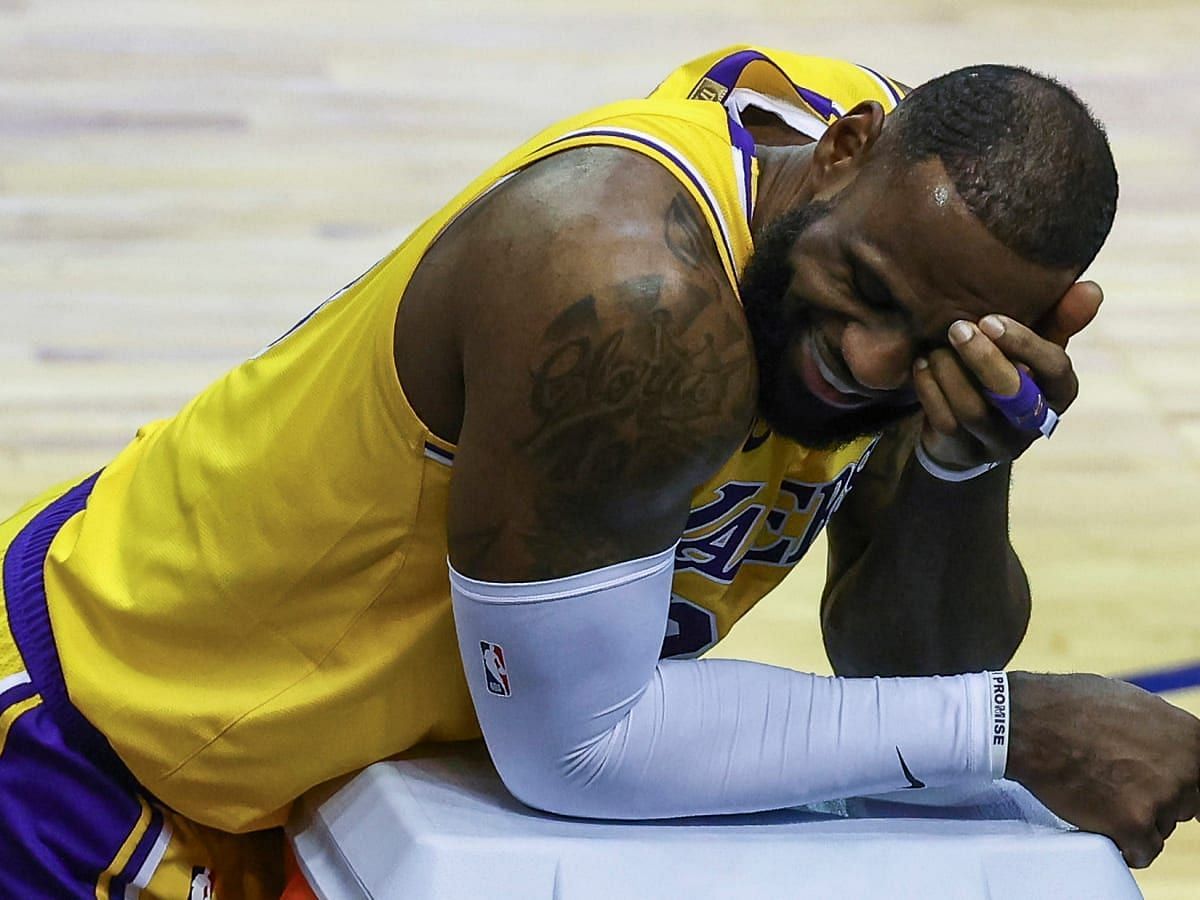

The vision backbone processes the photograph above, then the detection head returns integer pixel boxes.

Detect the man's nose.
[840,322,915,391]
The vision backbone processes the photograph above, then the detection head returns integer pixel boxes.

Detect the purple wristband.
[984,369,1049,432]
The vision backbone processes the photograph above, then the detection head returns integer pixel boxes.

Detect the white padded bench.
[288,743,1142,899]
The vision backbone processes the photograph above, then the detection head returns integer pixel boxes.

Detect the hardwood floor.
[2,1,1197,894]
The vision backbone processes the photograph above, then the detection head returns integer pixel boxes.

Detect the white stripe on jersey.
[0,671,32,697]
[727,88,831,142]
[730,146,751,229]
[124,819,173,899]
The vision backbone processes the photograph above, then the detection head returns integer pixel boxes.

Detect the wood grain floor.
[2,1,1197,895]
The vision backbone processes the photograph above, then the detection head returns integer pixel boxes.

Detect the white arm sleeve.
[449,544,1009,820]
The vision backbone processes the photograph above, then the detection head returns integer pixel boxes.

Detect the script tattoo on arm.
[505,197,751,576]
[451,189,754,580]
[522,276,743,485]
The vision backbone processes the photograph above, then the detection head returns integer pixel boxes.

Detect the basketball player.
[2,46,1198,898]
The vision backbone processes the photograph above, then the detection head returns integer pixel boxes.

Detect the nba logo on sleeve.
[480,641,511,697]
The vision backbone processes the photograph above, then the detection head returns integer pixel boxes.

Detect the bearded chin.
[740,205,918,450]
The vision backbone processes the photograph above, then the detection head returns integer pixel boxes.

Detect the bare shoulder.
[444,147,757,581]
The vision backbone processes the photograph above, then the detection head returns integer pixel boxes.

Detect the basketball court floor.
[2,1,1197,895]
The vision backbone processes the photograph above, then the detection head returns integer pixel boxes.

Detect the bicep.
[447,272,748,581]
[445,156,754,583]
[448,385,692,583]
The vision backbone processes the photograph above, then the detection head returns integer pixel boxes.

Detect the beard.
[740,203,919,449]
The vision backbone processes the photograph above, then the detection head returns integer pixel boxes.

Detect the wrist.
[1003,670,1048,787]
[914,438,1001,483]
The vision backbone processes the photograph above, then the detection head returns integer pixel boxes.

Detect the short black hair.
[885,65,1118,272]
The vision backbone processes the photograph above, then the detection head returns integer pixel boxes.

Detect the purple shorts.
[0,473,172,898]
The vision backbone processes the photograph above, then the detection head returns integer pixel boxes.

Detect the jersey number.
[660,596,718,659]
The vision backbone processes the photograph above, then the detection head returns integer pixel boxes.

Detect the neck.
[751,143,820,239]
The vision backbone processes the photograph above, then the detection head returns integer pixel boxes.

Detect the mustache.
[740,203,830,369]
[740,203,919,448]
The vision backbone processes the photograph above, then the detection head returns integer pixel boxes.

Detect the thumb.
[1037,281,1103,348]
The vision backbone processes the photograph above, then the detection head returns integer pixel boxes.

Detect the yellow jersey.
[0,46,905,832]
[651,44,907,130]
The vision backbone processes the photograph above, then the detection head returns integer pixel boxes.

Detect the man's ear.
[809,101,886,200]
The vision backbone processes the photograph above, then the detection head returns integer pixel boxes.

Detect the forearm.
[539,661,1001,818]
[450,546,1006,819]
[822,455,1030,677]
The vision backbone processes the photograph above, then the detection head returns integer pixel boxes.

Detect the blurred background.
[2,1,1197,894]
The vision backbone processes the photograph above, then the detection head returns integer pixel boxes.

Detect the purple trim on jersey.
[423,441,455,466]
[727,116,757,228]
[260,262,375,355]
[544,129,738,268]
[0,693,151,897]
[0,674,36,712]
[0,470,169,896]
[856,64,904,104]
[108,804,165,899]
[2,471,126,770]
[704,49,839,121]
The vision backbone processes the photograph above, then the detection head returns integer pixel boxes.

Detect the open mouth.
[798,331,875,410]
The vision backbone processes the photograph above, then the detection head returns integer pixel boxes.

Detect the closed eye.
[851,264,897,312]
[849,259,936,353]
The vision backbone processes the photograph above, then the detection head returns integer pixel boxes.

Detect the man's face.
[741,155,1077,448]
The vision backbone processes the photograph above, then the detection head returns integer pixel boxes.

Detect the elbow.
[487,732,634,820]
[492,760,571,816]
[492,760,605,820]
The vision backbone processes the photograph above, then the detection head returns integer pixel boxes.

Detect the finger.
[913,357,957,435]
[1036,281,1104,348]
[927,348,995,437]
[947,320,1022,395]
[977,314,1078,409]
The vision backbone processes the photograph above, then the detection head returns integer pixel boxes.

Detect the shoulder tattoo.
[664,192,726,285]
[506,197,752,574]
